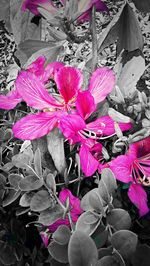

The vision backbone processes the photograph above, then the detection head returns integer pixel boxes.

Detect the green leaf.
[2,189,21,207]
[108,108,132,123]
[0,240,16,265]
[98,169,117,203]
[30,190,55,211]
[0,173,6,189]
[111,230,138,259]
[96,255,119,266]
[114,50,145,98]
[19,175,43,191]
[81,188,105,213]
[38,205,64,226]
[38,7,61,26]
[92,225,108,249]
[8,174,23,190]
[98,3,143,56]
[18,40,52,58]
[48,241,69,263]
[76,211,100,236]
[53,225,71,245]
[47,129,67,176]
[132,0,150,12]
[12,152,32,169]
[34,148,42,177]
[45,173,56,194]
[107,209,131,231]
[68,230,98,266]
[19,192,35,207]
[4,129,13,141]
[98,247,113,260]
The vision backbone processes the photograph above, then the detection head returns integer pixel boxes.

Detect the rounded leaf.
[48,241,68,263]
[97,255,118,266]
[111,230,138,259]
[30,190,55,211]
[38,205,64,226]
[8,174,23,190]
[68,230,98,266]
[107,209,131,230]
[19,192,35,207]
[76,211,100,236]
[2,189,21,207]
[53,225,71,245]
[19,175,43,191]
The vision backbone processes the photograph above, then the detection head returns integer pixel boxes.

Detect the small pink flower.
[48,189,83,232]
[22,0,58,16]
[109,137,150,216]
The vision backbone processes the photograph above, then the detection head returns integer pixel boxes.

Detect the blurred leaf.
[98,3,143,56]
[19,192,35,207]
[47,129,67,176]
[131,244,150,266]
[0,240,16,265]
[8,174,23,190]
[10,0,41,44]
[0,173,6,189]
[92,225,108,249]
[89,190,105,215]
[107,209,131,231]
[2,189,21,207]
[47,26,67,41]
[12,153,32,169]
[16,207,30,216]
[53,225,71,245]
[132,0,150,12]
[98,247,113,260]
[108,108,132,123]
[19,175,43,191]
[76,211,100,236]
[18,40,52,58]
[45,172,56,194]
[34,148,42,177]
[30,190,55,211]
[114,50,145,98]
[111,230,138,259]
[38,7,61,26]
[98,169,117,203]
[4,129,13,141]
[81,188,106,213]
[0,1,10,29]
[38,205,64,226]
[48,241,68,263]
[68,230,98,266]
[96,255,119,266]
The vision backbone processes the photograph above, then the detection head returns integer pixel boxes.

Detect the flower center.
[132,153,150,186]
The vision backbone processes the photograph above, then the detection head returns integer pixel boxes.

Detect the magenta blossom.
[59,113,132,176]
[109,137,150,216]
[21,0,58,16]
[22,0,108,24]
[49,189,82,232]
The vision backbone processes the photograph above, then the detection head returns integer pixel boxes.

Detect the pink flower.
[48,189,83,232]
[77,0,108,23]
[109,137,150,216]
[0,60,82,140]
[22,0,58,16]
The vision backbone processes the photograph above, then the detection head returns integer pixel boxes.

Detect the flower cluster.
[0,56,149,218]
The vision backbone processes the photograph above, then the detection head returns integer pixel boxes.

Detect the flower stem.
[91,5,98,72]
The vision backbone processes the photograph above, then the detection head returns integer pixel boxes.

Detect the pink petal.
[79,144,99,176]
[129,137,150,158]
[49,219,69,233]
[27,56,46,79]
[40,231,49,247]
[88,67,115,104]
[128,183,149,216]
[77,0,108,23]
[59,189,82,217]
[76,91,96,119]
[0,89,22,110]
[59,114,86,144]
[43,61,64,82]
[15,71,61,110]
[109,155,133,183]
[87,116,132,136]
[13,112,59,140]
[55,66,83,104]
